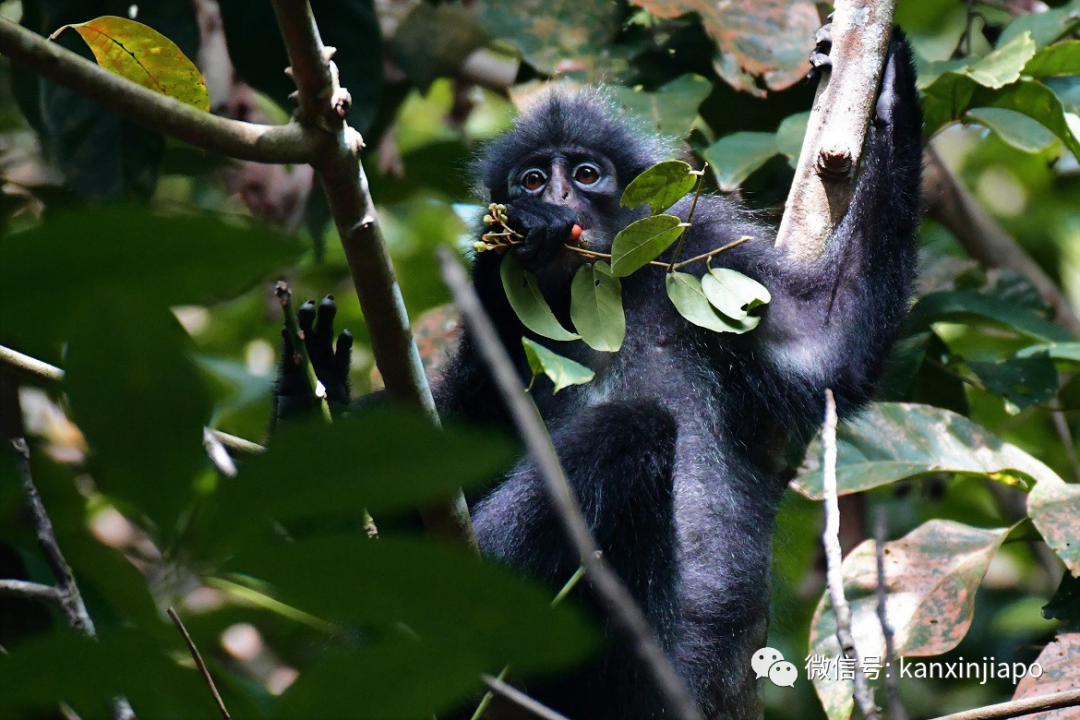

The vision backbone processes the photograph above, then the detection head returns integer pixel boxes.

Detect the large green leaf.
[620,160,697,216]
[907,290,1073,344]
[204,408,517,553]
[499,255,580,341]
[1024,40,1080,78]
[665,271,758,334]
[791,402,1065,499]
[609,74,712,137]
[65,309,210,537]
[226,536,601,674]
[570,262,625,352]
[522,338,595,393]
[610,215,685,277]
[965,107,1057,153]
[0,206,304,353]
[703,131,778,191]
[998,0,1080,50]
[1029,479,1080,575]
[700,267,770,321]
[966,352,1058,411]
[964,31,1037,89]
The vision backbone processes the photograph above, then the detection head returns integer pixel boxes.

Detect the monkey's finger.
[335,330,353,374]
[298,300,317,336]
[315,296,337,345]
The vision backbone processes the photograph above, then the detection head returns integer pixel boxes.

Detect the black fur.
[277,30,922,720]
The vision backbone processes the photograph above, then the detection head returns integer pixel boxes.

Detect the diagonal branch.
[437,247,702,720]
[0,19,312,163]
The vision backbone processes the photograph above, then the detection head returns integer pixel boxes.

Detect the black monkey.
[277,29,922,720]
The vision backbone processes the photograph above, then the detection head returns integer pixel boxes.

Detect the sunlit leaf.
[703,132,778,191]
[54,16,209,111]
[700,267,770,320]
[1016,341,1080,370]
[499,255,580,341]
[1012,634,1080,706]
[1024,39,1080,78]
[570,262,625,352]
[999,0,1080,50]
[775,111,810,164]
[964,31,1037,89]
[792,402,1065,500]
[665,271,758,334]
[809,521,1010,720]
[610,215,685,277]
[522,338,595,393]
[620,160,697,215]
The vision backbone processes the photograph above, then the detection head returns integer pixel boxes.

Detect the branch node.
[816,148,853,178]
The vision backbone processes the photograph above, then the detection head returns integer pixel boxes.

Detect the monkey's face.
[508,148,642,251]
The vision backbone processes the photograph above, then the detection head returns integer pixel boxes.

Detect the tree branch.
[437,247,702,720]
[822,389,879,720]
[922,144,1080,336]
[269,0,477,549]
[481,675,571,720]
[775,0,898,261]
[0,19,313,164]
[0,579,61,603]
[929,688,1080,720]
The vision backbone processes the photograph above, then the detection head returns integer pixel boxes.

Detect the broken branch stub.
[775,0,898,262]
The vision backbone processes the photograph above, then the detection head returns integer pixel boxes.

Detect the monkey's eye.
[574,164,601,185]
[521,169,547,191]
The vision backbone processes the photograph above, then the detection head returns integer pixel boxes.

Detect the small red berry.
[569,224,583,241]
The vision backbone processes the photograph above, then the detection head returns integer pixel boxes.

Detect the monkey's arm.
[758,31,922,409]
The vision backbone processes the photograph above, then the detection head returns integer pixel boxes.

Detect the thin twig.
[822,389,879,720]
[929,688,1080,720]
[671,236,752,271]
[481,675,571,720]
[873,508,905,720]
[668,169,707,271]
[202,429,238,478]
[0,344,266,459]
[268,0,476,550]
[167,607,231,720]
[0,579,61,603]
[438,247,702,720]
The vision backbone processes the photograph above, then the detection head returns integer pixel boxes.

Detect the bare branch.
[775,0,898,261]
[929,688,1080,720]
[481,675,571,720]
[167,608,230,720]
[0,579,61,603]
[822,389,879,720]
[0,19,313,164]
[437,247,702,720]
[922,145,1080,336]
[873,508,905,720]
[268,0,477,550]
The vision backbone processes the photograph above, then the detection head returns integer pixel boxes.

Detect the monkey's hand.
[274,296,352,421]
[504,197,579,272]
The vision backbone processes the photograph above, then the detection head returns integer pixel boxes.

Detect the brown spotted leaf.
[631,0,818,92]
[809,521,1010,720]
[792,403,1064,500]
[474,0,622,79]
[1029,480,1080,576]
[53,16,209,111]
[1011,634,1080,718]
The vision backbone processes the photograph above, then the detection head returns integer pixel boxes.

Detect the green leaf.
[390,5,488,91]
[965,107,1057,153]
[775,111,811,164]
[665,271,759,334]
[522,338,595,393]
[967,352,1058,411]
[227,535,601,674]
[610,214,685,277]
[1016,341,1080,370]
[0,206,304,352]
[1024,40,1080,78]
[570,262,625,352]
[55,16,209,111]
[703,132,779,191]
[907,290,1073,343]
[608,74,712,137]
[203,408,517,554]
[499,254,580,341]
[700,267,771,321]
[791,402,1065,500]
[998,0,1080,50]
[65,309,210,537]
[964,31,1037,89]
[620,160,698,215]
[976,79,1080,159]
